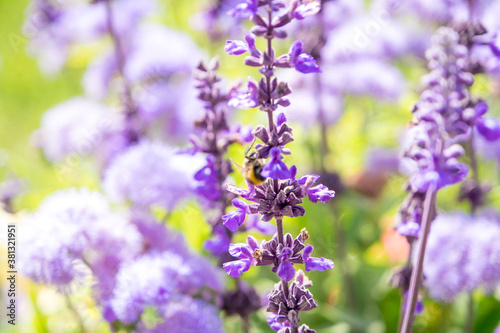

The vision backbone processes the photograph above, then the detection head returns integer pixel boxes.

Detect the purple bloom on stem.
[302,245,334,272]
[477,117,500,142]
[204,227,231,256]
[223,242,255,277]
[294,0,321,20]
[222,198,251,231]
[228,79,259,109]
[225,39,248,55]
[261,147,291,180]
[307,184,336,203]
[227,0,258,18]
[288,41,321,74]
[267,314,289,331]
[194,156,221,201]
[277,247,296,282]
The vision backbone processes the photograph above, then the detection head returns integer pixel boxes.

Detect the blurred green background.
[1,0,500,332]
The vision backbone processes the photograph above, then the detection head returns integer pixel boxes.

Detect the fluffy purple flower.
[34,97,122,162]
[302,245,334,272]
[261,147,291,180]
[103,141,201,211]
[228,78,260,108]
[294,0,321,20]
[222,198,252,231]
[422,213,500,301]
[227,0,258,18]
[137,296,224,333]
[19,188,142,291]
[111,251,222,323]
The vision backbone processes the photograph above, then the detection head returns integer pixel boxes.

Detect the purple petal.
[223,260,251,278]
[303,245,334,272]
[232,198,250,212]
[222,210,246,231]
[294,1,321,20]
[294,53,321,74]
[225,40,248,55]
[289,41,303,64]
[307,184,335,203]
[477,117,500,142]
[277,260,296,282]
[228,243,253,259]
[227,0,258,18]
[277,112,287,127]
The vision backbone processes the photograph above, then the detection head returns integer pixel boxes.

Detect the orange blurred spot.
[381,228,410,263]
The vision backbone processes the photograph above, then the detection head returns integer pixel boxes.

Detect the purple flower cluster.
[19,188,224,331]
[29,0,204,169]
[223,230,333,281]
[221,1,335,331]
[422,213,500,301]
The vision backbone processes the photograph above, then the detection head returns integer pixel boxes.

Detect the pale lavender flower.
[34,97,122,162]
[136,296,224,333]
[111,251,222,324]
[19,188,142,292]
[103,141,201,211]
[422,213,500,301]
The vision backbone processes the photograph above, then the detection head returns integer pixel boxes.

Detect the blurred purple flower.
[423,213,500,301]
[227,0,258,18]
[136,296,224,333]
[103,141,201,211]
[228,78,260,108]
[294,0,321,20]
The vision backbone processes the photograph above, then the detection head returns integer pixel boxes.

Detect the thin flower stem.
[65,295,88,333]
[104,0,138,140]
[465,292,474,333]
[400,186,436,333]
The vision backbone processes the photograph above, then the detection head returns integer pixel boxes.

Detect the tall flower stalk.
[396,23,500,331]
[222,1,335,332]
[190,58,266,331]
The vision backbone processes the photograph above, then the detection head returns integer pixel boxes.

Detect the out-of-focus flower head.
[103,140,201,212]
[423,213,500,301]
[34,97,123,163]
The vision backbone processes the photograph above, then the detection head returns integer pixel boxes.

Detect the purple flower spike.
[225,40,249,55]
[223,243,255,278]
[227,0,258,18]
[277,247,296,282]
[302,245,334,272]
[477,117,500,142]
[261,147,291,180]
[228,79,260,109]
[222,199,251,231]
[294,0,321,20]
